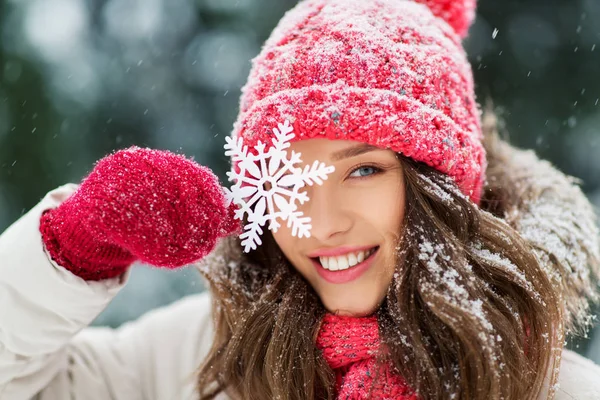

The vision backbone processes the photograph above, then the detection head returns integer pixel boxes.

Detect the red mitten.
[40,147,240,281]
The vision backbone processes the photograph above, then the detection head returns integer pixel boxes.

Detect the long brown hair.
[196,143,563,399]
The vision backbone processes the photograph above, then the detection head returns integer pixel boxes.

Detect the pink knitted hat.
[231,0,485,203]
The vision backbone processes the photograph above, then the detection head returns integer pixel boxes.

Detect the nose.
[301,184,353,242]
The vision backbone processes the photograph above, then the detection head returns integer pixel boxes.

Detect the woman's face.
[271,139,406,317]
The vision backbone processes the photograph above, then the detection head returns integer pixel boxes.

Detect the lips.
[311,246,379,284]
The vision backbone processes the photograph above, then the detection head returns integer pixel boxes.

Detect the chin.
[322,295,382,317]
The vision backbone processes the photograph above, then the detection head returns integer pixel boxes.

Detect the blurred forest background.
[1,0,599,359]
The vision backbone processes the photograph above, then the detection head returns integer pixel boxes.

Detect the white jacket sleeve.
[555,349,600,400]
[0,185,218,400]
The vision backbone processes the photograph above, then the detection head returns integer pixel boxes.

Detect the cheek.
[362,180,405,279]
[383,178,405,230]
[271,230,292,256]
[271,229,305,272]
[353,180,405,234]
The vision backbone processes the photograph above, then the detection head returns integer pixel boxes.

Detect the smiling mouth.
[311,246,379,272]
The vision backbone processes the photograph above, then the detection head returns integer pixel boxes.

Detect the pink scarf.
[316,314,419,400]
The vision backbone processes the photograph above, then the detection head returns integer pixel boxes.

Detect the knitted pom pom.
[414,0,477,38]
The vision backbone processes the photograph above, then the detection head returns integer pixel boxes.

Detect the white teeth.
[318,248,376,271]
[337,256,349,270]
[357,251,365,263]
[329,257,339,271]
[348,252,357,266]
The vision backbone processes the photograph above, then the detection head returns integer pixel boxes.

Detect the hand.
[40,147,239,280]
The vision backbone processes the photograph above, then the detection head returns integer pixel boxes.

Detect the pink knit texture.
[232,0,485,203]
[317,314,419,399]
[40,147,240,281]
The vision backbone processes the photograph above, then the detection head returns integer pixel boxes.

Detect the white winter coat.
[1,184,600,400]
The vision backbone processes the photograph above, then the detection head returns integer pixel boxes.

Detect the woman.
[1,0,600,399]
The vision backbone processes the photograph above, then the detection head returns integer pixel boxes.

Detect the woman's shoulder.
[554,349,600,400]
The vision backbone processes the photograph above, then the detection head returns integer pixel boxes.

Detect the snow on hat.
[231,0,485,204]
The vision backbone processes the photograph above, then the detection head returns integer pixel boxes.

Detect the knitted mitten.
[40,147,239,280]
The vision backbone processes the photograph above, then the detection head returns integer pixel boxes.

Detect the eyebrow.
[331,143,381,161]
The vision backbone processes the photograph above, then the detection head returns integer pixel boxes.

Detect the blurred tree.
[468,0,600,194]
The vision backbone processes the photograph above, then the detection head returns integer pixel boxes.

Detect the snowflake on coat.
[224,120,335,252]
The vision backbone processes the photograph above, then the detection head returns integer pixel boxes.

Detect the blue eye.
[349,165,379,178]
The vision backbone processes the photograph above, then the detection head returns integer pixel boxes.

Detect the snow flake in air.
[224,120,335,252]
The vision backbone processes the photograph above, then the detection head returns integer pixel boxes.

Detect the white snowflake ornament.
[224,120,335,252]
